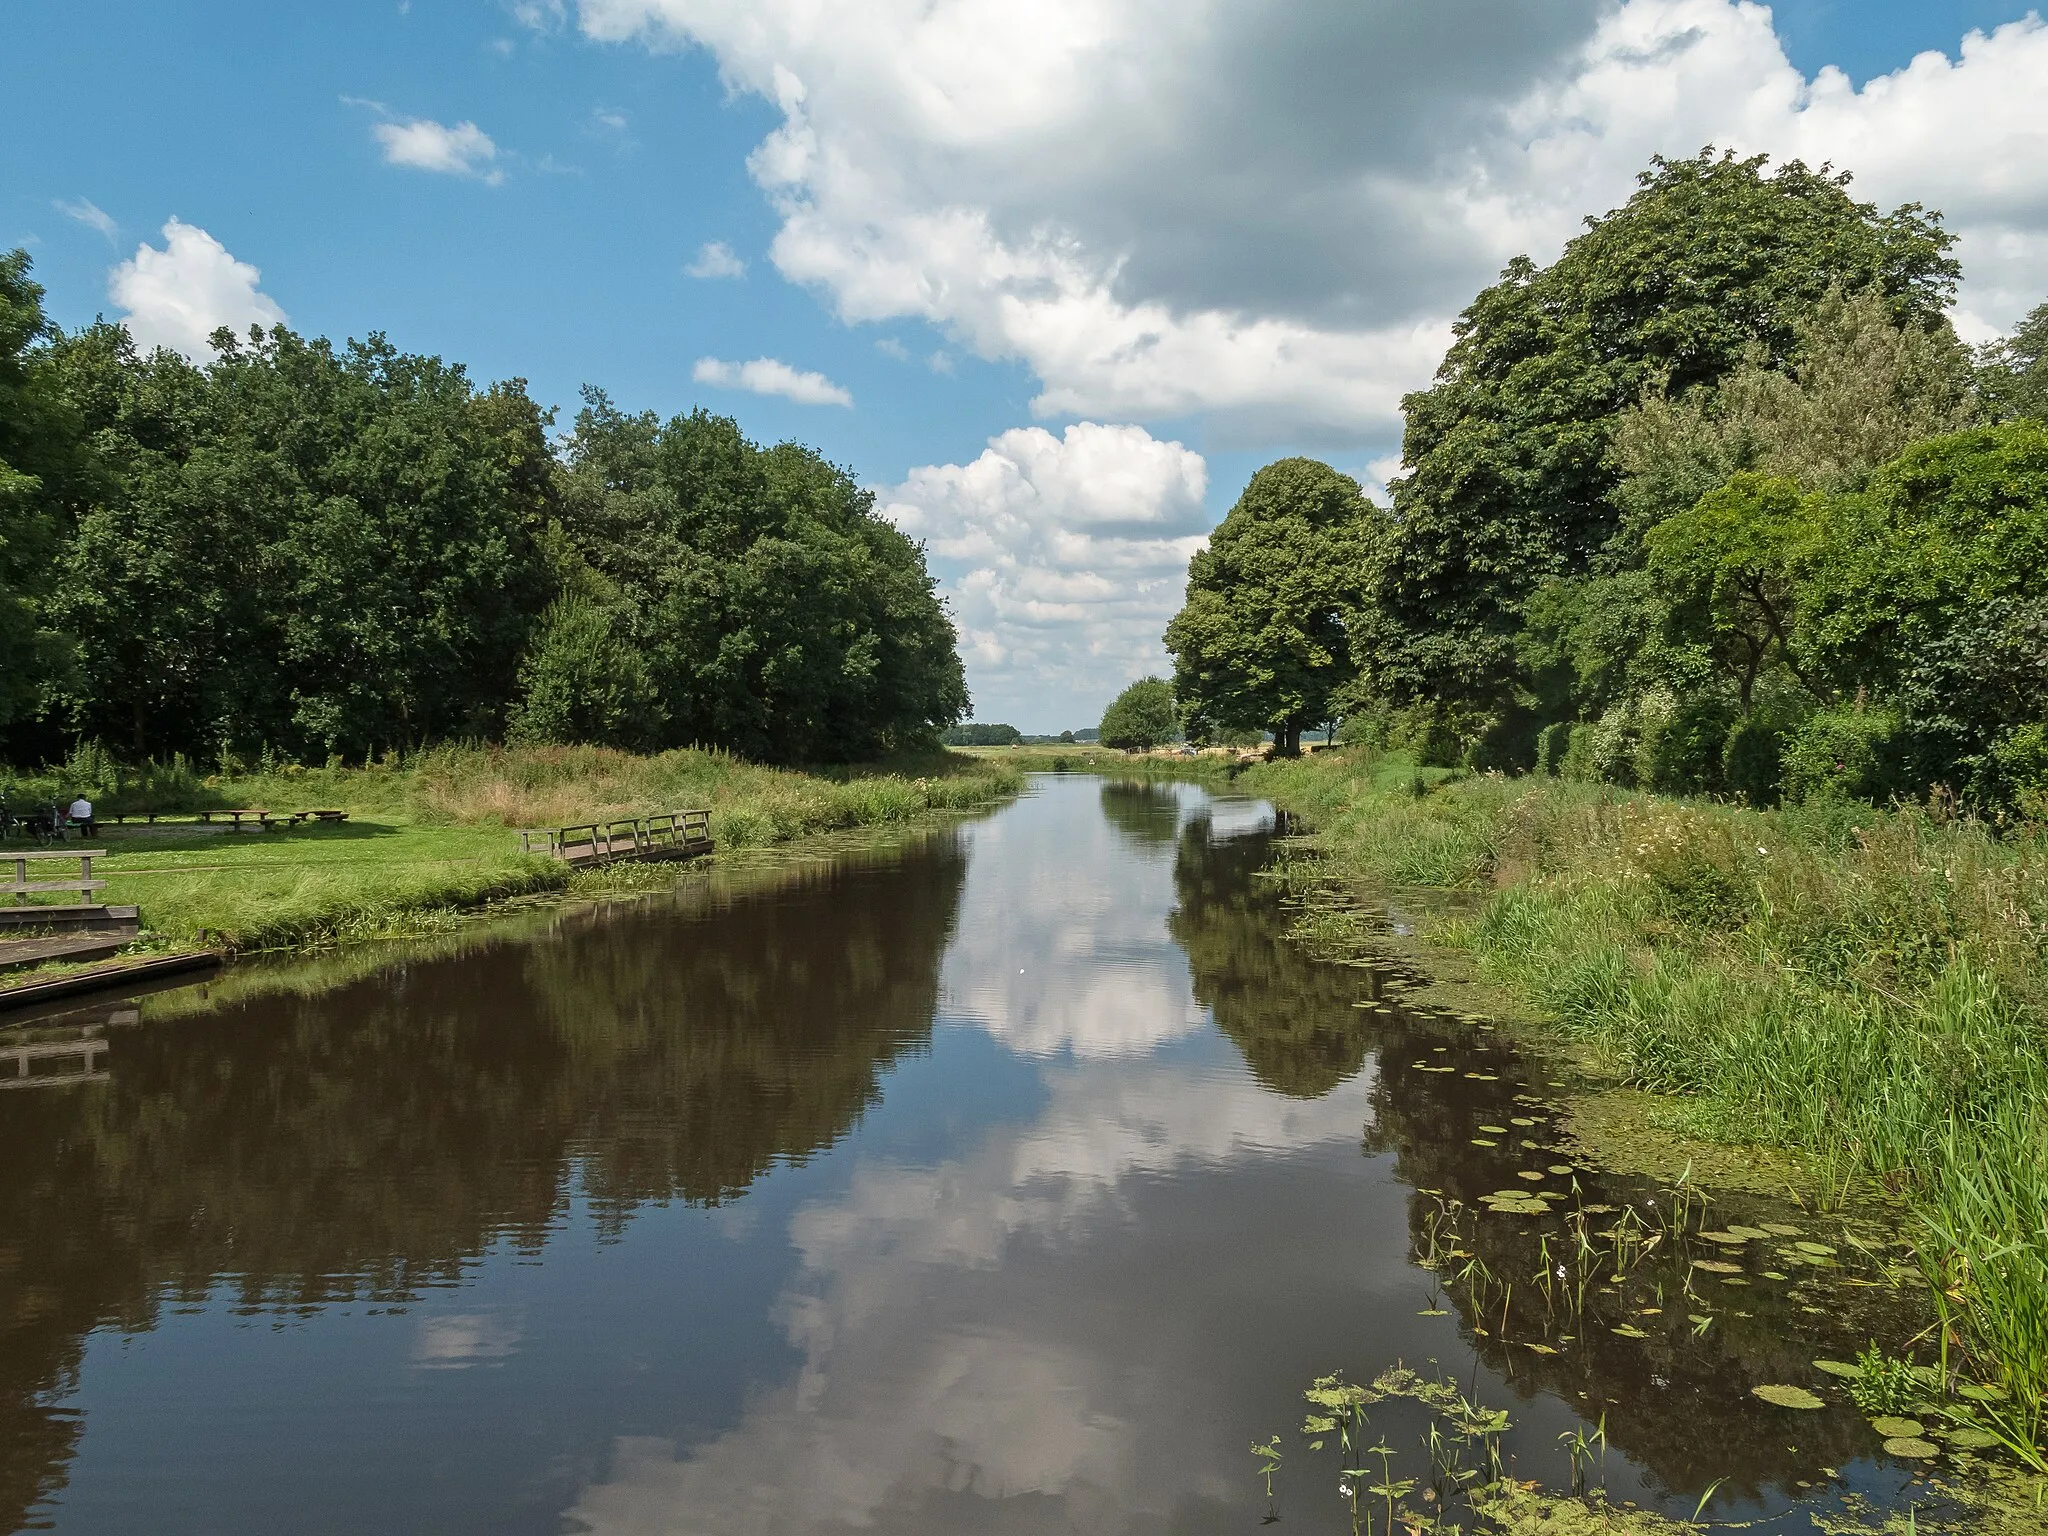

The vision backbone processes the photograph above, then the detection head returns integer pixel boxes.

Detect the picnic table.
[289,809,349,825]
[196,809,280,832]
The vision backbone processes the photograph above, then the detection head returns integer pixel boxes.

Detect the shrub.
[1534,721,1574,777]
[1782,705,1904,804]
[1722,713,1788,805]
[1639,695,1737,795]
[1558,724,1600,782]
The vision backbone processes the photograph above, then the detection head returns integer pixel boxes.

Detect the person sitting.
[68,794,95,838]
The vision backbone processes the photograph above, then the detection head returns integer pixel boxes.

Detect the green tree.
[1796,422,2048,800]
[1612,283,1977,536]
[506,594,665,749]
[47,325,556,760]
[1978,298,2048,423]
[555,397,966,762]
[1645,472,1820,713]
[0,251,90,752]
[1099,676,1177,751]
[1164,458,1367,755]
[1366,151,1959,708]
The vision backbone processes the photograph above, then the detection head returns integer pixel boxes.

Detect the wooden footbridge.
[518,810,713,868]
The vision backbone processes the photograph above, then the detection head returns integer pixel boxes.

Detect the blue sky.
[5,2,2045,731]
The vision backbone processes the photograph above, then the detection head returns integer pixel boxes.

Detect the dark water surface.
[1,777,1932,1533]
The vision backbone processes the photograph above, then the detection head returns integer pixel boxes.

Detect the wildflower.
[1757,845,1768,856]
[1339,1480,1354,1499]
[1557,1264,1567,1279]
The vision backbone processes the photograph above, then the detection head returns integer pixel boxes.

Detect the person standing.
[68,794,95,838]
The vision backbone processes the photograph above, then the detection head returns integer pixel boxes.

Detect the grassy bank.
[7,746,1019,955]
[1240,748,2048,1448]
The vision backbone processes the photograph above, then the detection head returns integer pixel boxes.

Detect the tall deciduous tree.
[1978,299,2048,424]
[1165,459,1366,756]
[1366,150,1959,708]
[0,251,89,753]
[552,395,966,762]
[1098,676,1176,751]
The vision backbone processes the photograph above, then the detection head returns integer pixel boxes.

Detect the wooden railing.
[518,811,712,865]
[6,848,109,907]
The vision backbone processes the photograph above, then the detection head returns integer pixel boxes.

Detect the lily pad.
[1478,1124,1509,1134]
[1516,1171,1546,1182]
[1510,1117,1537,1127]
[1956,1384,2007,1403]
[1794,1241,1837,1257]
[1726,1225,1774,1241]
[1691,1259,1742,1274]
[1547,1164,1575,1175]
[1753,1384,1826,1410]
[1870,1417,1924,1438]
[1761,1270,1789,1281]
[1699,1231,1750,1246]
[1762,1223,1804,1236]
[1813,1360,1860,1379]
[1945,1427,2002,1450]
[1882,1438,1939,1460]
[1470,1138,1498,1147]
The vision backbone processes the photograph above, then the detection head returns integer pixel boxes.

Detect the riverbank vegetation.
[1166,150,2047,821]
[1241,745,2048,1454]
[3,744,1017,953]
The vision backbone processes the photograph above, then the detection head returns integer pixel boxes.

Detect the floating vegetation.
[1883,1436,1941,1459]
[1753,1383,1827,1409]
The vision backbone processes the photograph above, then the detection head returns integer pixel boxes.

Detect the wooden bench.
[6,848,108,907]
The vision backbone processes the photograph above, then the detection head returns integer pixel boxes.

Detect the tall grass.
[1244,748,2048,1439]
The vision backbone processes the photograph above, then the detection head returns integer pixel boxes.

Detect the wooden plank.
[0,950,220,1012]
[6,879,109,895]
[8,848,108,859]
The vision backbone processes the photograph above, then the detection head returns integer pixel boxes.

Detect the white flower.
[1757,845,1769,856]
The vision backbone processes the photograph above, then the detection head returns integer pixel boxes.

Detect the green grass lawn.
[2,744,1023,953]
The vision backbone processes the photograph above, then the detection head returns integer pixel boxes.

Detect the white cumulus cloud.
[882,422,1207,726]
[372,116,503,181]
[574,0,2048,443]
[109,218,288,358]
[684,240,745,278]
[692,355,852,406]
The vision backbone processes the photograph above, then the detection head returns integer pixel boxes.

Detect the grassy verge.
[3,745,1019,955]
[1239,748,2048,1448]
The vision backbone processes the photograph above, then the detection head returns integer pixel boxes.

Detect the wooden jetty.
[518,810,713,868]
[0,950,220,1014]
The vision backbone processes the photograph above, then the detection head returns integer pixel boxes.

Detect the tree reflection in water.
[1171,815,1370,1097]
[0,835,967,1530]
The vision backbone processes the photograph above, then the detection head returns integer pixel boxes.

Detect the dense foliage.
[0,267,966,770]
[1164,458,1367,754]
[1165,149,2048,812]
[940,722,1022,746]
[1098,676,1179,751]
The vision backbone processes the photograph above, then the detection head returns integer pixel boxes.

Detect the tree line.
[0,254,967,769]
[1167,149,2048,810]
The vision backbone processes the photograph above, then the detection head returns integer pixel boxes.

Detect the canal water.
[0,776,1933,1533]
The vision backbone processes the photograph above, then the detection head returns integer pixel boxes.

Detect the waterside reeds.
[1243,749,2048,1447]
